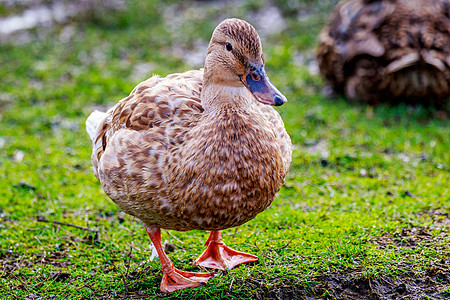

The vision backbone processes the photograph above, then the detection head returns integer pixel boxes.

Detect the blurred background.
[0,0,449,299]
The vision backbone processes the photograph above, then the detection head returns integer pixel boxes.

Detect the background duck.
[86,18,291,293]
[317,0,450,107]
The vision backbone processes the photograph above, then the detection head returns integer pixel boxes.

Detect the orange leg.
[193,231,259,270]
[146,227,214,293]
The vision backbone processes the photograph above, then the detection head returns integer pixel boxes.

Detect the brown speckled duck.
[317,0,450,106]
[86,18,291,293]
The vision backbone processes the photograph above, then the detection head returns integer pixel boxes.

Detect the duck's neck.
[201,82,255,114]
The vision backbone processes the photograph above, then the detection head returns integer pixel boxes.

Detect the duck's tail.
[86,110,108,141]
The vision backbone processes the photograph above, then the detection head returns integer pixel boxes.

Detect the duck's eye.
[251,73,260,81]
[226,42,233,51]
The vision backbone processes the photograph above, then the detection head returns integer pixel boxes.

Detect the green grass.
[0,0,449,299]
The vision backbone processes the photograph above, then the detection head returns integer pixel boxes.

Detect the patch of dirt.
[0,249,70,276]
[373,227,448,249]
[373,210,449,251]
[416,209,450,229]
[250,264,449,300]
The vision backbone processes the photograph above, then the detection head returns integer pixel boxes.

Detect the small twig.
[119,243,133,293]
[275,237,295,252]
[2,265,18,280]
[121,274,130,293]
[228,277,235,293]
[41,250,47,264]
[125,243,133,277]
[379,275,394,286]
[435,262,449,268]
[11,274,30,293]
[75,283,91,291]
[32,250,45,282]
[61,292,70,300]
[119,224,132,232]
[53,224,72,236]
[0,266,8,278]
[43,274,59,291]
[37,216,98,233]
[232,226,239,242]
[166,230,184,244]
[25,227,42,231]
[253,241,266,267]
[16,248,28,269]
[75,282,103,296]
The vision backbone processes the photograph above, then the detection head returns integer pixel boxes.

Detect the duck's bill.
[240,66,287,106]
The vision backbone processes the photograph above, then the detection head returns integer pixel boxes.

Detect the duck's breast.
[164,110,287,231]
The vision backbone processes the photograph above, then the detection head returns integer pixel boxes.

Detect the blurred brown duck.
[86,18,291,293]
[317,0,450,106]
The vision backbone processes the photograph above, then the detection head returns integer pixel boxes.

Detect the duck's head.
[203,18,287,107]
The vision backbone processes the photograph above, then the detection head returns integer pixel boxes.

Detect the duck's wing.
[258,104,292,175]
[93,70,203,162]
[90,70,204,202]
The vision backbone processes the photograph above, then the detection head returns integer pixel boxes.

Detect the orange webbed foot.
[161,268,214,293]
[146,227,215,293]
[193,231,259,270]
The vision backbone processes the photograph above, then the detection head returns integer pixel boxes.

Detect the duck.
[316,0,450,107]
[86,18,292,293]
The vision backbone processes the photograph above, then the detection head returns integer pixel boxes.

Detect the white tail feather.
[86,110,108,141]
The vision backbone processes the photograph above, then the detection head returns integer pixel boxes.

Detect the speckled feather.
[317,0,450,105]
[90,67,291,231]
